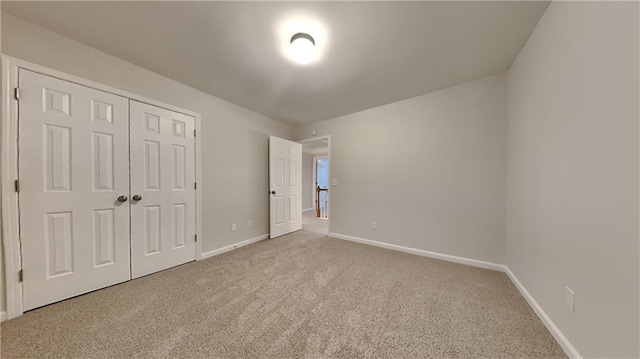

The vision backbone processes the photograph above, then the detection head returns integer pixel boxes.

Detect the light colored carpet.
[1,229,566,358]
[303,210,328,234]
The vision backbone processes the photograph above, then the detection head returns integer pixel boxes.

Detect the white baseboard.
[1,311,6,322]
[328,232,503,271]
[503,267,582,359]
[302,208,314,212]
[200,234,269,260]
[328,231,580,358]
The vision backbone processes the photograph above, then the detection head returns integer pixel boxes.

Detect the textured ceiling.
[2,1,549,126]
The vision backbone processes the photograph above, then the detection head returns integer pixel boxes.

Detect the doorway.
[314,157,329,219]
[300,136,330,235]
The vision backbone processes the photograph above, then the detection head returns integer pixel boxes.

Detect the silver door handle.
[132,195,142,201]
[117,196,128,202]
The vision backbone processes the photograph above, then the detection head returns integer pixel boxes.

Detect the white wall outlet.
[331,179,338,186]
[565,287,575,313]
[248,220,253,228]
[231,223,237,232]
[371,221,377,230]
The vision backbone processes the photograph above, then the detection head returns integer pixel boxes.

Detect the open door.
[269,136,302,238]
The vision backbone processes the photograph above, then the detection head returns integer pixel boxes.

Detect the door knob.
[117,195,128,202]
[132,195,142,201]
[270,191,276,195]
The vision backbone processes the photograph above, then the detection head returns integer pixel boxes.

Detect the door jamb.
[1,56,22,320]
[299,135,331,232]
[1,55,203,320]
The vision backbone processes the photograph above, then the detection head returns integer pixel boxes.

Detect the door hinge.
[194,182,197,190]
[18,270,23,282]
[194,234,198,242]
[14,88,20,101]
[194,129,196,137]
[14,179,20,192]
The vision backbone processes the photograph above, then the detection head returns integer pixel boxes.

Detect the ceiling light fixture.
[289,32,316,65]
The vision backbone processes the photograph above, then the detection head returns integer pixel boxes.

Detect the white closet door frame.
[0,55,203,320]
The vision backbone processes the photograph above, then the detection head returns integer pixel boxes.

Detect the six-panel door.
[129,100,196,278]
[269,136,302,238]
[19,71,199,310]
[19,70,132,311]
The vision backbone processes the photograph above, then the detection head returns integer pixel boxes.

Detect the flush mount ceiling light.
[277,13,328,65]
[289,32,316,65]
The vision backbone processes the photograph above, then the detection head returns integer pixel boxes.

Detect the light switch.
[331,179,338,186]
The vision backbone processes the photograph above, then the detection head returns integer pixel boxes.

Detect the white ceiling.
[2,1,549,126]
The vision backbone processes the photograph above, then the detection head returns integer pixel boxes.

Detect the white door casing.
[19,69,131,311]
[129,100,197,278]
[269,136,302,238]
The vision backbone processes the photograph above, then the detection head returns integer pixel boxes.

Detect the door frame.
[299,135,331,231]
[1,55,203,320]
[312,156,329,217]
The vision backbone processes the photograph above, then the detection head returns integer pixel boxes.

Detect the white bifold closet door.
[19,69,131,311]
[129,100,196,279]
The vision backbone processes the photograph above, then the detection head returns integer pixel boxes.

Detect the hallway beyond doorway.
[302,210,328,234]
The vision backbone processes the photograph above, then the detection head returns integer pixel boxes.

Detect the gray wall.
[506,2,639,357]
[296,74,508,264]
[0,13,294,312]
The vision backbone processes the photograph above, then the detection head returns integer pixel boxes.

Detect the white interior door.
[130,100,196,278]
[19,69,131,311]
[269,136,302,238]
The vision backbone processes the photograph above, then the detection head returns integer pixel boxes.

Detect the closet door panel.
[19,70,131,311]
[130,101,196,278]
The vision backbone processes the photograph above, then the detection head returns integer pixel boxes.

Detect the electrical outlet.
[565,287,575,314]
[231,223,237,232]
[248,220,253,228]
[371,221,377,230]
[331,179,338,186]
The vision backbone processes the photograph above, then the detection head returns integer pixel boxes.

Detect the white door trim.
[299,135,331,233]
[0,55,203,320]
[1,56,22,320]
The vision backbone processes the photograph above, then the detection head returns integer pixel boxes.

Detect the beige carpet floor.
[1,229,566,359]
[303,210,329,234]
